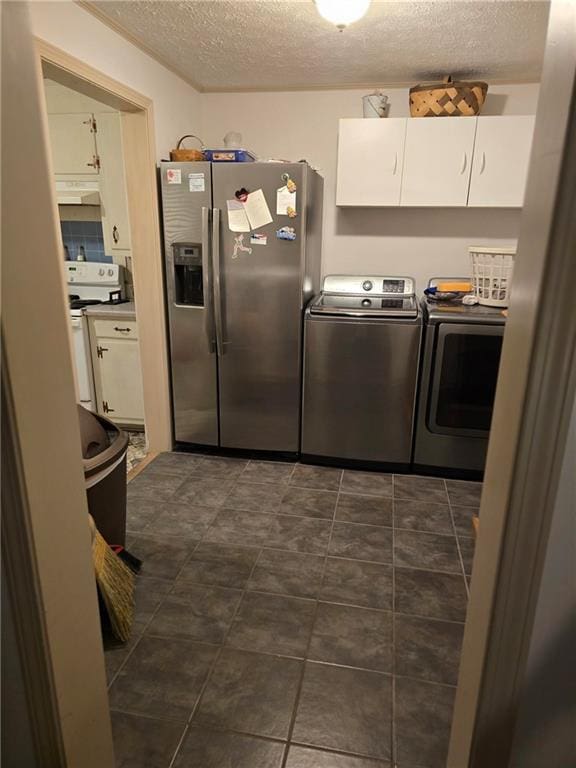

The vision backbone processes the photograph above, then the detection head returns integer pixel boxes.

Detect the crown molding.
[202,77,540,94]
[75,0,205,92]
[74,2,540,96]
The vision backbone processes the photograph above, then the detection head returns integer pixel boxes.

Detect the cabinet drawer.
[92,318,138,339]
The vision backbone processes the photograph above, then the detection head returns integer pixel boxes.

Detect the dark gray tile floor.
[110,454,480,768]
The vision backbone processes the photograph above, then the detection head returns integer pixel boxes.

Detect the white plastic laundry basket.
[469,246,516,307]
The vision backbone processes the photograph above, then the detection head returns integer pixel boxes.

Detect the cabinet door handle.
[114,326,131,333]
[112,225,119,244]
[392,151,398,175]
[479,151,486,175]
[97,345,109,358]
[460,152,468,175]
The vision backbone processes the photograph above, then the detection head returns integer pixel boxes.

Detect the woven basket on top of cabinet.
[409,76,488,117]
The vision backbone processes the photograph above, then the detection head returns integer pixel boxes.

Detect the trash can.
[78,405,129,546]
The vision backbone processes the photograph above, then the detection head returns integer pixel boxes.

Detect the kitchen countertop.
[85,301,136,319]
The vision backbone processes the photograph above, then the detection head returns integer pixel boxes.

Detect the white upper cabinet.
[47,113,99,175]
[468,116,535,207]
[400,117,477,206]
[335,115,535,208]
[97,113,132,252]
[336,119,406,206]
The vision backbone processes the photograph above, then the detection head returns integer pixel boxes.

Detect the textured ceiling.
[84,0,549,91]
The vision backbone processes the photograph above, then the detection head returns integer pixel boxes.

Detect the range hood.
[56,180,101,206]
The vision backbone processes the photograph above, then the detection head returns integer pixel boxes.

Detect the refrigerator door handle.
[201,206,216,354]
[211,207,226,356]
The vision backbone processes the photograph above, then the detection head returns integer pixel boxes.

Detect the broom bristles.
[92,527,134,643]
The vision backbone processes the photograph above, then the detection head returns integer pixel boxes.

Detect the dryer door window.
[428,323,503,437]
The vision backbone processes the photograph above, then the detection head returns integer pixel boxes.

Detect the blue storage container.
[203,148,256,162]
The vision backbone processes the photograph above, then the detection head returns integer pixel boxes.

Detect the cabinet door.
[98,113,132,251]
[95,338,144,424]
[336,119,406,206]
[47,113,99,175]
[468,116,535,207]
[401,118,477,206]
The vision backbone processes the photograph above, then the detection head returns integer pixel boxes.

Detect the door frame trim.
[1,366,66,765]
[3,5,116,763]
[36,37,172,451]
[448,2,576,764]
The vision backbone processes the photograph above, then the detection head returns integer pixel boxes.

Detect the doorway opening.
[43,74,148,472]
[38,41,172,466]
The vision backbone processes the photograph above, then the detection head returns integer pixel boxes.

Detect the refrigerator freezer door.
[160,162,218,445]
[212,163,307,452]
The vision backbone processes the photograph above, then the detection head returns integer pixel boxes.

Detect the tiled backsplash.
[61,220,112,263]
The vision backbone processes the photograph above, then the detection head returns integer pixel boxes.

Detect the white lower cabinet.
[89,316,144,427]
[400,117,477,207]
[468,116,535,207]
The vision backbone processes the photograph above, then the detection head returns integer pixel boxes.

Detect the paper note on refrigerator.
[226,199,250,232]
[276,185,297,216]
[243,189,273,230]
[188,172,205,192]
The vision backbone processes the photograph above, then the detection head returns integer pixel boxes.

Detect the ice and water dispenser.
[173,243,203,306]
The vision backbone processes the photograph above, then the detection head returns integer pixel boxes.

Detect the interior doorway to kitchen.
[37,41,173,464]
[43,75,148,473]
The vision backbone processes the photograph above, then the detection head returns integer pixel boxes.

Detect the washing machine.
[301,275,422,469]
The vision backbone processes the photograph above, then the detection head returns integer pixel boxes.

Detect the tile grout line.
[135,519,464,578]
[130,538,466,586]
[167,537,265,768]
[109,649,460,730]
[158,460,309,764]
[129,545,468,604]
[142,505,468,538]
[139,573,466,625]
[443,479,471,598]
[106,531,206,690]
[136,631,459,688]
[122,461,478,765]
[279,467,343,768]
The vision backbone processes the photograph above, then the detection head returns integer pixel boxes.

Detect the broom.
[89,515,134,643]
[110,544,143,575]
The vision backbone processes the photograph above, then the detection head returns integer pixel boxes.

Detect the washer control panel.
[322,275,415,297]
[382,279,405,294]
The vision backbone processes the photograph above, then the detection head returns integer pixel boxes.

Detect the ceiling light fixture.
[314,0,372,30]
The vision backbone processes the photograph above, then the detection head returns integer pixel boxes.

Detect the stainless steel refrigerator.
[160,161,323,453]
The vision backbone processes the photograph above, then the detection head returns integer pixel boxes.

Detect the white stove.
[65,262,125,410]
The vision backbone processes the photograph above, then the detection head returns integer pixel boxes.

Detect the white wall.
[30,0,201,160]
[30,1,540,291]
[43,77,117,113]
[202,84,540,291]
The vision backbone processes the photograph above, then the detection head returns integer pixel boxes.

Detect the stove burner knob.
[108,268,114,276]
[362,280,373,292]
[99,268,105,276]
[361,298,372,307]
